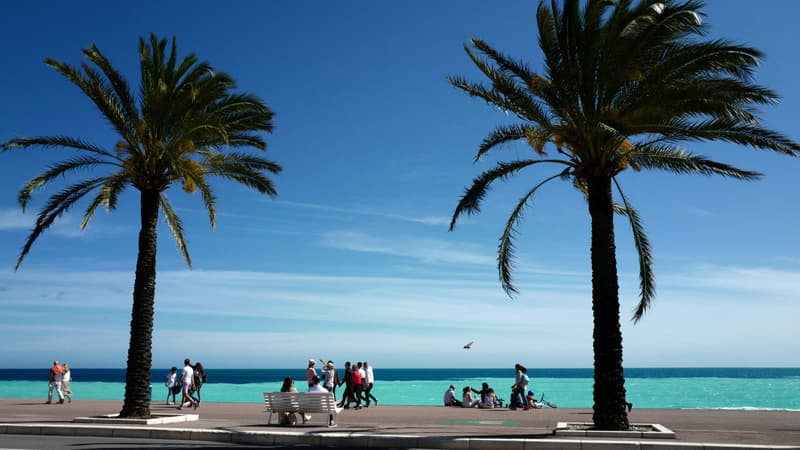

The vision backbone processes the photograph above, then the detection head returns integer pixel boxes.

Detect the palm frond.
[612,178,654,322]
[202,152,283,174]
[447,76,523,115]
[80,172,129,230]
[475,124,539,162]
[83,44,139,126]
[176,159,217,230]
[631,145,762,179]
[644,118,800,155]
[15,177,107,270]
[450,159,566,231]
[159,193,192,268]
[2,136,117,159]
[17,155,120,211]
[466,39,554,125]
[210,164,279,197]
[44,58,135,145]
[498,173,563,296]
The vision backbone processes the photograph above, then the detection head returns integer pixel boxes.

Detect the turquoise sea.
[1,368,797,410]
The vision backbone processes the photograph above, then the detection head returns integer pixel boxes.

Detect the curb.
[2,423,798,450]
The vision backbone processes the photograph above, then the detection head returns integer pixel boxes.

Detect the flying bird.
[463,341,474,350]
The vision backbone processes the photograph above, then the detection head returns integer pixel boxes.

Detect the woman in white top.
[461,386,479,408]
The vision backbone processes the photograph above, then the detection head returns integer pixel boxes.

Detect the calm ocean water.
[1,368,797,410]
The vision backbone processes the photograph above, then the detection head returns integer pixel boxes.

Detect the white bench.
[263,391,342,427]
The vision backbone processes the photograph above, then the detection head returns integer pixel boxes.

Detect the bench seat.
[263,391,341,427]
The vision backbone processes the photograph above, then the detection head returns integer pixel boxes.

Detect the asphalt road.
[0,434,324,450]
[0,434,425,450]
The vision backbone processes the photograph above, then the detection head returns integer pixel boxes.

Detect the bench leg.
[267,411,273,425]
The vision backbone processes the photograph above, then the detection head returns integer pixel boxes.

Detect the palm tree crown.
[448,0,799,429]
[3,34,282,418]
[4,34,281,269]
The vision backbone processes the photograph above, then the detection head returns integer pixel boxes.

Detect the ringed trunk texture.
[119,189,159,418]
[587,176,630,430]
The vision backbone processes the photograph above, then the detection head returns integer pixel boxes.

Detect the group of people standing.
[46,360,72,404]
[305,359,379,409]
[164,358,206,410]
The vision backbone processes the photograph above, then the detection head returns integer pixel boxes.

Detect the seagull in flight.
[463,341,474,350]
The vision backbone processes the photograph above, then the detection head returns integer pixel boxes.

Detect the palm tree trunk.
[587,176,630,430]
[119,189,159,418]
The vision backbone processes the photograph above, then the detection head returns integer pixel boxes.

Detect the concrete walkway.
[0,399,798,449]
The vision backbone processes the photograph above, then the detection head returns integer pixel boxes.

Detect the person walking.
[164,366,178,405]
[179,358,198,410]
[352,362,364,409]
[61,363,72,403]
[514,363,530,410]
[363,361,378,406]
[192,362,206,406]
[339,361,360,409]
[46,360,65,404]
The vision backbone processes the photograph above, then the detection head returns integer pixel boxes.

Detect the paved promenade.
[0,398,798,449]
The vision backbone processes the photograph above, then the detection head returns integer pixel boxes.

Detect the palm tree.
[448,0,800,430]
[2,35,281,418]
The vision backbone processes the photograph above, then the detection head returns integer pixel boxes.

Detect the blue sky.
[1,1,798,369]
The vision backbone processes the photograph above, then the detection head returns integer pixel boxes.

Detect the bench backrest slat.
[264,391,337,413]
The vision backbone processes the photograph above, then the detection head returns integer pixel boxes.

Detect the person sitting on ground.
[526,390,536,409]
[308,374,328,393]
[479,388,497,409]
[461,386,479,408]
[443,384,462,406]
[470,382,491,404]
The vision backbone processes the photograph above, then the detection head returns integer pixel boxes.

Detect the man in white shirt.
[308,375,328,393]
[179,358,198,409]
[443,384,461,406]
[363,361,378,406]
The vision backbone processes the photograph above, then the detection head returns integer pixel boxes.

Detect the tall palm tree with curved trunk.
[2,35,281,418]
[448,0,800,430]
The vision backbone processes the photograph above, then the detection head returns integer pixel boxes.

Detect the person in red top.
[47,360,65,404]
[351,364,363,410]
[340,361,362,409]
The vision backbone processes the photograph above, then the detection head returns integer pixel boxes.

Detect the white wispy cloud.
[319,230,494,266]
[0,208,31,230]
[3,263,799,368]
[276,200,451,226]
[0,208,134,237]
[663,264,800,300]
